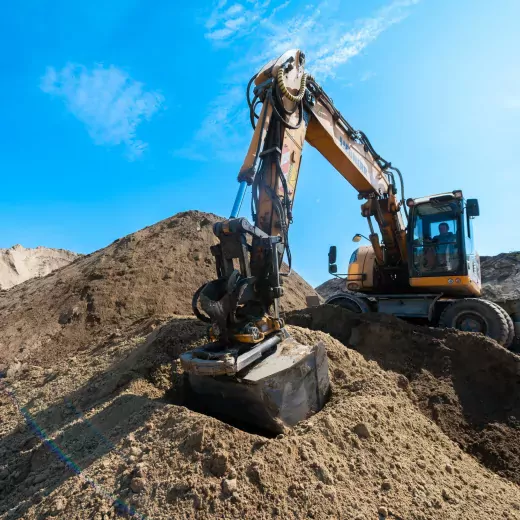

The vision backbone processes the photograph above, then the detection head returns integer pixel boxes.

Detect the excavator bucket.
[180,335,330,434]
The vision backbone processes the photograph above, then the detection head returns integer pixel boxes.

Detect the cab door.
[465,211,481,291]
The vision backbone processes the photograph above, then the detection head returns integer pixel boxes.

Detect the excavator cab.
[407,191,481,296]
[333,191,481,297]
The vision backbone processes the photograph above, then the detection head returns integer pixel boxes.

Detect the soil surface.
[286,306,520,485]
[0,211,316,369]
[1,213,520,519]
[2,317,520,520]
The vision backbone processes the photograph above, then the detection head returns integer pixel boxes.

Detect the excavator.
[180,49,516,432]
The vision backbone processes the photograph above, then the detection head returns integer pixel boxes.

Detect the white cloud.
[204,0,273,42]
[40,63,164,160]
[310,0,419,79]
[226,4,244,16]
[172,86,247,163]
[225,16,246,30]
[207,28,235,40]
[176,0,419,162]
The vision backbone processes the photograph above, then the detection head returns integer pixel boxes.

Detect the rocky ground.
[0,245,78,291]
[0,213,519,519]
[481,252,520,301]
[2,316,520,520]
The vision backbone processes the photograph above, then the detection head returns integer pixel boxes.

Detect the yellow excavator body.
[183,49,514,433]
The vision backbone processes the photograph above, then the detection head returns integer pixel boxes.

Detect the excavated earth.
[286,307,520,485]
[0,212,519,519]
[481,252,520,301]
[0,211,316,370]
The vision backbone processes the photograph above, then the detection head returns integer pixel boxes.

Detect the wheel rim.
[453,311,488,334]
[332,299,362,313]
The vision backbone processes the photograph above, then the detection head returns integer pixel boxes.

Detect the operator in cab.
[433,222,457,267]
[433,223,456,251]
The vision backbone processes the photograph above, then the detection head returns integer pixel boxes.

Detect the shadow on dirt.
[285,305,520,485]
[0,317,207,520]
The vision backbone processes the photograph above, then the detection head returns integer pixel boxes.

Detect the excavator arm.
[192,49,407,347]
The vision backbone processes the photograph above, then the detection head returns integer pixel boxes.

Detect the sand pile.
[286,306,520,485]
[1,316,520,520]
[315,277,347,301]
[1,213,520,519]
[0,245,78,291]
[0,211,317,368]
[481,252,520,301]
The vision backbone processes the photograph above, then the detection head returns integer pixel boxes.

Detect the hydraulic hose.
[269,93,303,130]
[389,166,408,221]
[192,283,211,323]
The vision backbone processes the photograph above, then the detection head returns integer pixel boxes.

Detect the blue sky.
[1,0,519,286]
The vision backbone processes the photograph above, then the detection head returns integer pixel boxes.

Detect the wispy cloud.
[176,0,419,161]
[311,0,420,79]
[41,63,164,160]
[205,0,277,42]
[172,87,246,163]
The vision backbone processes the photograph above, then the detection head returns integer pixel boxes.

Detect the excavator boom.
[181,49,410,432]
[180,49,508,431]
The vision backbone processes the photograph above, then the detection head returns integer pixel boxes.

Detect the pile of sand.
[315,277,347,301]
[0,245,78,291]
[286,306,520,485]
[1,315,519,519]
[0,211,317,369]
[1,213,519,520]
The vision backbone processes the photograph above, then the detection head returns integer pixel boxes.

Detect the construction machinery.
[181,49,515,432]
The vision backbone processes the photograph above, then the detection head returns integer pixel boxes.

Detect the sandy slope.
[0,245,78,291]
[1,214,519,519]
[0,211,317,368]
[1,317,519,520]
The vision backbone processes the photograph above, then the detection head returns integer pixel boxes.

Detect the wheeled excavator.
[180,49,516,432]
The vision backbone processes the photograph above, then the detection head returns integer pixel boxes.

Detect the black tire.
[439,298,509,346]
[492,303,515,349]
[326,295,370,313]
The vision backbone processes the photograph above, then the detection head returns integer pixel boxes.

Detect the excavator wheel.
[326,294,371,314]
[492,303,515,349]
[439,298,509,346]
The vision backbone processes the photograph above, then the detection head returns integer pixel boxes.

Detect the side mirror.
[467,199,480,217]
[328,245,337,265]
[329,264,338,274]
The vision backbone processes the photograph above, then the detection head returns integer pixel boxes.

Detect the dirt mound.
[0,211,317,368]
[285,305,520,484]
[315,277,346,301]
[481,252,520,301]
[2,316,520,520]
[0,245,79,291]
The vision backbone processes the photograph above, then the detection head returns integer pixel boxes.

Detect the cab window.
[411,201,462,276]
